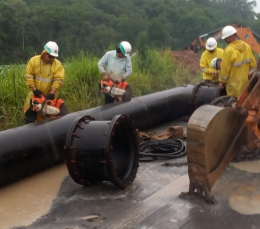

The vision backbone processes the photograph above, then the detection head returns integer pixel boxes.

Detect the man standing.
[219,25,256,97]
[98,41,132,104]
[200,37,224,84]
[23,41,67,123]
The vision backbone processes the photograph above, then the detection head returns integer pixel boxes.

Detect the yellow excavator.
[185,23,260,54]
[185,72,260,203]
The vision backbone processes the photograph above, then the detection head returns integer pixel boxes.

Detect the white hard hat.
[211,57,218,69]
[206,37,217,50]
[44,41,59,57]
[118,41,132,57]
[211,57,222,69]
[221,26,237,40]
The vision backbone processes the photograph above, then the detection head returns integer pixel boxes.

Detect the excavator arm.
[236,27,260,54]
[185,73,260,203]
[185,23,260,54]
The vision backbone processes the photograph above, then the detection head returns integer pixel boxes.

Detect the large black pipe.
[192,82,227,111]
[65,115,140,188]
[0,84,212,187]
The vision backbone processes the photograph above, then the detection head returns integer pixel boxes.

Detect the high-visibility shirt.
[98,50,132,81]
[23,53,65,113]
[219,40,256,97]
[25,55,65,95]
[200,47,224,82]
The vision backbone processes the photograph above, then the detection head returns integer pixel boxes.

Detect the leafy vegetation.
[0,0,259,130]
[0,0,258,64]
[0,49,201,131]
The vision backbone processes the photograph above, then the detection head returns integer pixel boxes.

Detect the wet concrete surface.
[11,160,260,229]
[1,121,260,229]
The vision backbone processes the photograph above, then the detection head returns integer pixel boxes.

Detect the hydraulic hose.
[139,139,186,162]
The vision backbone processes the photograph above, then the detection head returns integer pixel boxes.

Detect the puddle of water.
[228,171,260,216]
[229,195,260,215]
[231,160,260,173]
[0,164,67,229]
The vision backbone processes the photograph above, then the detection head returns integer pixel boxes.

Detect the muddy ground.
[172,50,200,76]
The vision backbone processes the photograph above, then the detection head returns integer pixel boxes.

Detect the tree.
[0,0,30,61]
[0,0,257,64]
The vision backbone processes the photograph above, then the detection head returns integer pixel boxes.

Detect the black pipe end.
[65,115,139,189]
[104,115,140,188]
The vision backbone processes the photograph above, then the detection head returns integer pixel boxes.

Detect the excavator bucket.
[186,105,246,203]
[185,74,260,203]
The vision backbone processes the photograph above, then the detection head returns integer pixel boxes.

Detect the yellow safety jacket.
[23,52,65,113]
[219,40,256,97]
[200,47,224,82]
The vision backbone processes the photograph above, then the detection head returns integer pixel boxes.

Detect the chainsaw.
[31,95,64,116]
[100,78,128,97]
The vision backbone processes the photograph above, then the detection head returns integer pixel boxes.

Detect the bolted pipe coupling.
[65,114,139,188]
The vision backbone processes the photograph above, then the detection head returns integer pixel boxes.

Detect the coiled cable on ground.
[139,139,186,162]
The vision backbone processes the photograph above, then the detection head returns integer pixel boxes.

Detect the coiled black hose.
[139,139,186,162]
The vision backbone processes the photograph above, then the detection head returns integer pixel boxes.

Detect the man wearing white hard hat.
[23,41,67,123]
[219,25,256,97]
[211,57,222,71]
[200,37,224,84]
[98,41,133,104]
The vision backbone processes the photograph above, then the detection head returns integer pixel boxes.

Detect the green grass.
[0,49,201,131]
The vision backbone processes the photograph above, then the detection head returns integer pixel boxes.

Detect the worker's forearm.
[98,61,106,74]
[50,88,57,94]
[25,75,35,88]
[51,81,62,92]
[30,85,37,91]
[202,67,215,75]
[123,62,132,79]
[218,77,227,83]
[219,71,228,83]
[122,71,132,79]
[219,63,229,83]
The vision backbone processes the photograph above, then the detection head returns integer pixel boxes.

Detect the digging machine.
[186,72,260,203]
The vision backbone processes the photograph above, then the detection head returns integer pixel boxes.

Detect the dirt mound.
[172,50,200,75]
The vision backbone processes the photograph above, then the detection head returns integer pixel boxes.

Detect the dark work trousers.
[104,94,116,104]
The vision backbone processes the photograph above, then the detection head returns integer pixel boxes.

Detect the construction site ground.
[1,119,260,229]
[172,50,201,76]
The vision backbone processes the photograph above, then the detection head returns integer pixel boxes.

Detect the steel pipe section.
[65,115,139,188]
[191,82,227,112]
[0,84,216,187]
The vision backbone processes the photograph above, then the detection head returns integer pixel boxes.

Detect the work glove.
[45,93,55,100]
[33,89,43,98]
